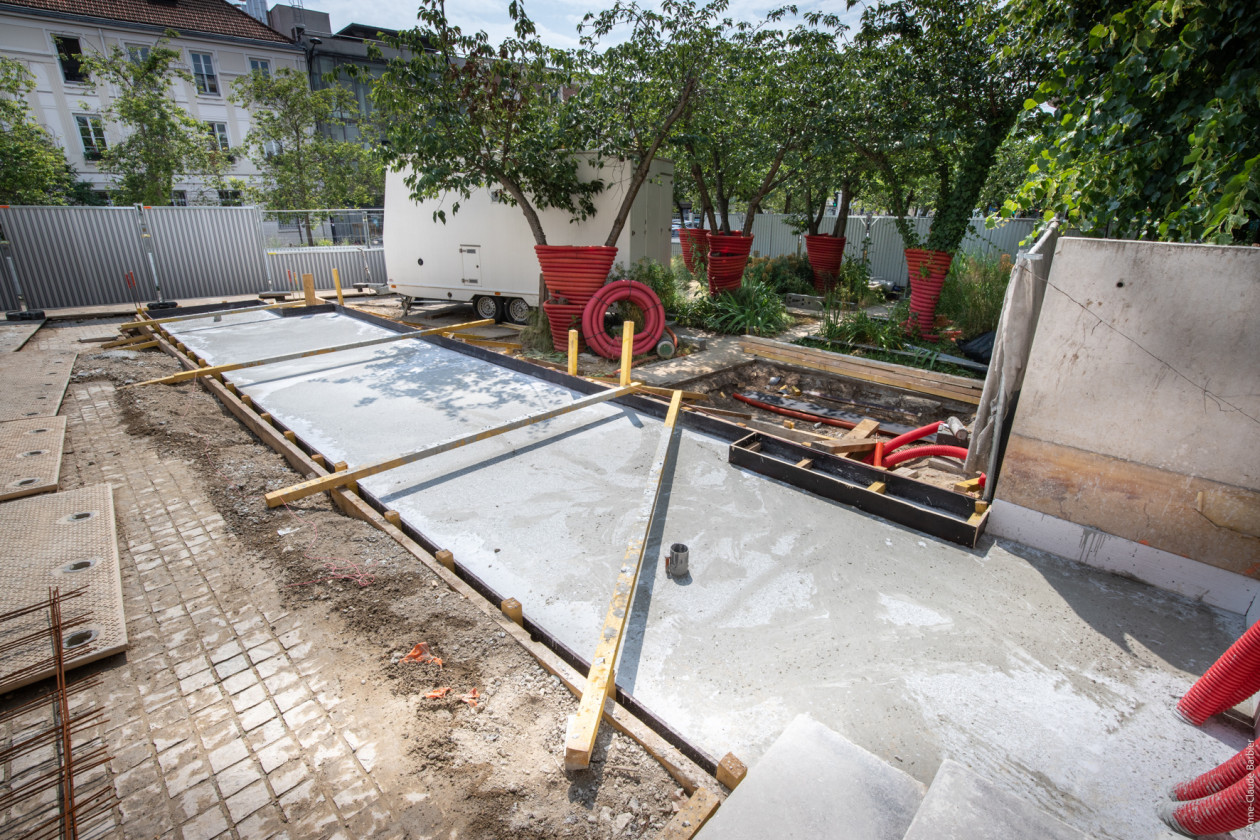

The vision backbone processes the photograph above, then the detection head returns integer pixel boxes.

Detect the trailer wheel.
[504,297,530,325]
[473,295,502,322]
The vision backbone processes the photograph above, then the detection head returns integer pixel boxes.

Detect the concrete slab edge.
[142,317,724,799]
[988,499,1260,617]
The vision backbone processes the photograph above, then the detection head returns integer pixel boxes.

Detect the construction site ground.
[1,319,683,840]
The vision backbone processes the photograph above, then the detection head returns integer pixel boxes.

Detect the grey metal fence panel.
[265,247,386,291]
[144,206,269,299]
[0,206,151,309]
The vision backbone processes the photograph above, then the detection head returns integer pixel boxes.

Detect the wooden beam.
[101,332,157,349]
[120,301,302,331]
[954,476,983,494]
[635,384,709,402]
[809,418,882,455]
[132,319,495,386]
[619,321,634,387]
[564,390,684,770]
[658,788,721,839]
[687,405,753,420]
[265,384,638,508]
[716,753,748,790]
[332,267,344,306]
[568,329,579,376]
[302,272,318,306]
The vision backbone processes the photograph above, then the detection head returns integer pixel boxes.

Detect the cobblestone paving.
[10,325,410,839]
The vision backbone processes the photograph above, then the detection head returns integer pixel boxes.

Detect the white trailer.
[383,155,674,323]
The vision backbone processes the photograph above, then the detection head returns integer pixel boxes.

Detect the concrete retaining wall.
[991,238,1260,609]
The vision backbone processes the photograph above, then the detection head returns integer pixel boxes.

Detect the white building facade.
[0,0,304,204]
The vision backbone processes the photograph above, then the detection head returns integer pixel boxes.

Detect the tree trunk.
[783,192,792,216]
[304,212,315,247]
[832,179,853,238]
[496,173,548,246]
[602,76,697,248]
[812,194,827,237]
[741,148,787,236]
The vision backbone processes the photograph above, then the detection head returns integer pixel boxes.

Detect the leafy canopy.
[0,57,74,205]
[82,36,222,205]
[1002,0,1259,243]
[370,0,599,247]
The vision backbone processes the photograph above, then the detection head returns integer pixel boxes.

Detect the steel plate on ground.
[0,322,41,353]
[0,484,127,692]
[0,351,76,421]
[0,416,66,502]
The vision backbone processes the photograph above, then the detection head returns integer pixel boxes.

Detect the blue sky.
[304,1,867,48]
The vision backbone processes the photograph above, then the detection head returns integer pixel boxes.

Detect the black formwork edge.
[156,299,273,317]
[731,432,985,547]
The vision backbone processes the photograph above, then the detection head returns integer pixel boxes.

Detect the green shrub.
[706,280,792,336]
[608,258,687,314]
[936,253,1011,339]
[820,308,908,350]
[520,304,555,355]
[744,254,815,296]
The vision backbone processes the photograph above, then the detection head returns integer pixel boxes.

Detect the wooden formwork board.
[0,484,128,692]
[0,351,76,421]
[0,416,67,502]
[0,322,41,353]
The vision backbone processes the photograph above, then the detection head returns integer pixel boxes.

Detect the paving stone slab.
[0,484,128,691]
[901,760,1092,840]
[0,350,76,421]
[0,321,42,353]
[696,715,926,840]
[0,416,66,502]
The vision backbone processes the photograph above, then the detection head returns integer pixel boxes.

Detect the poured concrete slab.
[0,484,127,692]
[165,311,1247,840]
[0,351,75,421]
[0,321,41,353]
[0,416,66,501]
[903,759,1091,840]
[697,715,925,840]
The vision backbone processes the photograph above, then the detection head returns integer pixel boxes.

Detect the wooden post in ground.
[302,273,318,306]
[264,384,638,508]
[568,329,579,376]
[332,268,344,306]
[619,321,633,387]
[564,390,684,770]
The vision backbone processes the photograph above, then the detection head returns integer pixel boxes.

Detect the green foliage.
[705,281,792,336]
[743,255,814,296]
[370,1,598,247]
[608,259,685,313]
[1003,0,1259,243]
[231,68,383,244]
[819,308,907,350]
[0,58,74,204]
[82,37,220,205]
[936,253,1011,338]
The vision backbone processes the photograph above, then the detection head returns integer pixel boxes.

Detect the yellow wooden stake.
[384,510,401,527]
[435,549,455,570]
[658,788,721,839]
[568,329,579,376]
[131,319,495,386]
[332,267,344,306]
[501,598,523,626]
[564,390,684,770]
[302,272,318,306]
[619,321,634,387]
[265,385,637,508]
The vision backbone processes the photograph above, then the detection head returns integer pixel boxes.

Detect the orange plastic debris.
[401,642,443,667]
[459,688,480,708]
[425,687,452,699]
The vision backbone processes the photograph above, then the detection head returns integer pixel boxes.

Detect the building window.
[53,36,88,84]
[171,190,187,206]
[249,58,271,78]
[263,139,280,158]
[75,114,107,160]
[92,190,112,206]
[189,52,219,95]
[205,121,230,152]
[217,190,242,206]
[126,44,150,64]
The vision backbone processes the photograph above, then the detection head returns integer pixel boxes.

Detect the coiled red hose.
[1177,621,1260,726]
[732,393,859,430]
[1162,769,1260,835]
[1175,741,1260,801]
[880,445,969,468]
[580,280,665,359]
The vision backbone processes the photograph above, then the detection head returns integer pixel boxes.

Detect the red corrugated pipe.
[863,421,942,463]
[1174,741,1260,801]
[880,445,969,469]
[732,393,859,430]
[1161,769,1260,836]
[1177,621,1260,726]
[580,280,665,359]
